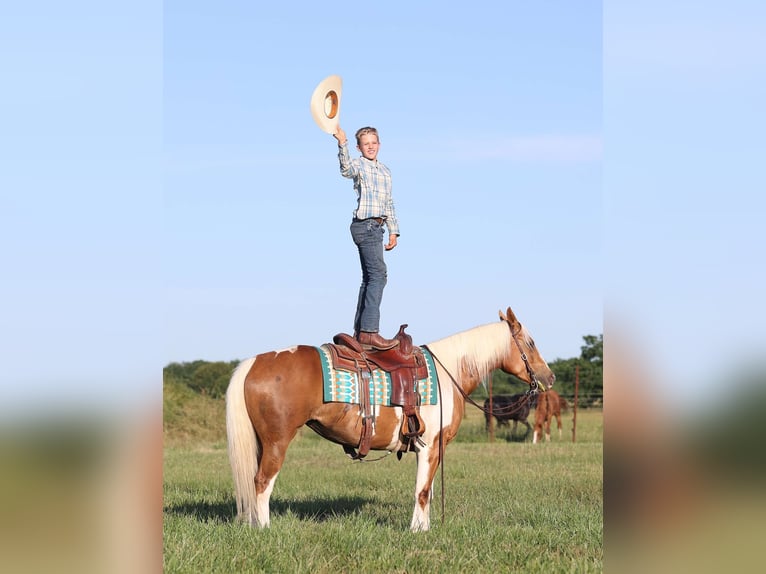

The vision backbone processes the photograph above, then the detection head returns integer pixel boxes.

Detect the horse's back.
[244,345,324,409]
[535,389,562,419]
[248,345,320,373]
[547,389,562,416]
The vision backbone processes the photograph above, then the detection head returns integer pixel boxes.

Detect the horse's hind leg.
[545,416,552,442]
[253,436,293,527]
[533,416,543,444]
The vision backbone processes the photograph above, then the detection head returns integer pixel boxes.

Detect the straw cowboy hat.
[310,75,342,134]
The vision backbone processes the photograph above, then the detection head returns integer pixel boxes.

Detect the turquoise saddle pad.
[316,344,438,406]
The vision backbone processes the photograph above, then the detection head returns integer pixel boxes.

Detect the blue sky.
[163,1,602,367]
[1,1,763,415]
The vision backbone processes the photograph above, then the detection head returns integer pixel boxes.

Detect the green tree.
[188,361,238,398]
[549,334,603,406]
[580,334,603,365]
[164,360,207,384]
[163,359,239,399]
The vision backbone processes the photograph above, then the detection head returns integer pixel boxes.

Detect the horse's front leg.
[410,443,440,532]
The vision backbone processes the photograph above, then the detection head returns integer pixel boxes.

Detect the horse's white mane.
[429,320,523,382]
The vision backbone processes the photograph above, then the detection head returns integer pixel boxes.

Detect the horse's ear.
[498,309,507,322]
[505,307,521,332]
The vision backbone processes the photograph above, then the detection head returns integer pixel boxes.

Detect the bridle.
[509,328,547,394]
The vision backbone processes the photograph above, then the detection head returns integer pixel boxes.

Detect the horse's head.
[498,307,555,391]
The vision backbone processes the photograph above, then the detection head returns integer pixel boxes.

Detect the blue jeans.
[350,218,388,333]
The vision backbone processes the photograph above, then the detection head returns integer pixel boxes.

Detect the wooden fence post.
[488,376,494,442]
[572,365,579,442]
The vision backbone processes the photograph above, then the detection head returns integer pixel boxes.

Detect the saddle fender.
[329,325,428,458]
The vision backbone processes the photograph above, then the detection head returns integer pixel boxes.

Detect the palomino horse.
[532,389,568,443]
[226,307,555,532]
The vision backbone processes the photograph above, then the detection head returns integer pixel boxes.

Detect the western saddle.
[327,324,429,460]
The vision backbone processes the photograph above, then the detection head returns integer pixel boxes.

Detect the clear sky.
[1,1,763,416]
[163,1,603,367]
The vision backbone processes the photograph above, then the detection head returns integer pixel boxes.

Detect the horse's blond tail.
[226,357,259,525]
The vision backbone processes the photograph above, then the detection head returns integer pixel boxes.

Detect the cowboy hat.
[310,75,342,134]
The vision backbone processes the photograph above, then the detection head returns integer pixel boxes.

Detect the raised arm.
[333,126,347,146]
[334,125,356,178]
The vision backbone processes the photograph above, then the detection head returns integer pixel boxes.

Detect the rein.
[353,450,393,463]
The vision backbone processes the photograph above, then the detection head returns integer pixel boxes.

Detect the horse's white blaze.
[255,473,278,528]
[226,357,259,524]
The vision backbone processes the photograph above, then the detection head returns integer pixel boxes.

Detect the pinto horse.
[226,307,555,532]
[532,389,567,443]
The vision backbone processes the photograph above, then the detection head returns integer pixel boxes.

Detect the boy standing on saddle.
[333,125,400,351]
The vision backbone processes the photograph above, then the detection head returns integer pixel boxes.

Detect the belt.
[354,216,385,225]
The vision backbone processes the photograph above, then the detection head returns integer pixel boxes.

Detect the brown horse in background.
[533,389,568,443]
[226,307,555,532]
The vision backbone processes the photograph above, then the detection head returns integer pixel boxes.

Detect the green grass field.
[163,403,602,573]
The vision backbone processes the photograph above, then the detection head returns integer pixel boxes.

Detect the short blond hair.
[355,126,379,145]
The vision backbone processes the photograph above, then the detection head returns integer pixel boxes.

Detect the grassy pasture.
[163,403,602,573]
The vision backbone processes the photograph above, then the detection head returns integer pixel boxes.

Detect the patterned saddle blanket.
[316,344,439,406]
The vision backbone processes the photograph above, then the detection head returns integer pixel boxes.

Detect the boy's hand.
[333,126,347,145]
[385,234,398,251]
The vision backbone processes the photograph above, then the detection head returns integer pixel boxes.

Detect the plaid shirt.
[338,143,400,236]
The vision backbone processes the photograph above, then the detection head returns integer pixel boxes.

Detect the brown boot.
[357,331,400,351]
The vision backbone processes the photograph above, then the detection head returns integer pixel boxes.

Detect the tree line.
[163,334,603,407]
